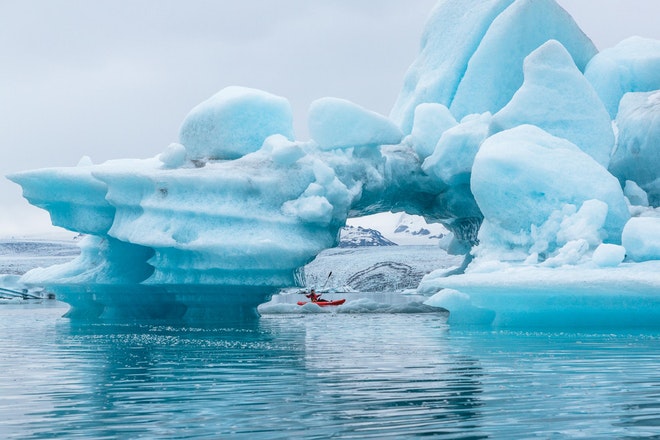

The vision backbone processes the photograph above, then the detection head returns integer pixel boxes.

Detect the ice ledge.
[422,261,660,329]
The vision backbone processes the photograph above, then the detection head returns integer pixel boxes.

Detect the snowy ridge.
[347,213,448,246]
[338,225,397,247]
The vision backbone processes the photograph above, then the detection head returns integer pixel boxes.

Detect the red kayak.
[297,299,346,307]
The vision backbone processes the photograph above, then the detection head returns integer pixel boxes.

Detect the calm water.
[1,301,659,439]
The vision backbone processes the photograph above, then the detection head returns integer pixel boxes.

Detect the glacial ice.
[448,0,597,120]
[179,86,295,161]
[591,243,626,268]
[490,40,613,167]
[624,180,649,208]
[584,37,660,118]
[471,125,629,250]
[422,112,491,186]
[408,103,457,160]
[7,0,660,327]
[609,91,660,205]
[390,0,516,133]
[390,0,597,131]
[308,97,403,150]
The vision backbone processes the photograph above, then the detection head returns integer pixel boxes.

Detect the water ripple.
[0,304,659,438]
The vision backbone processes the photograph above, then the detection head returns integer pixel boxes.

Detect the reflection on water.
[51,284,270,324]
[0,302,659,439]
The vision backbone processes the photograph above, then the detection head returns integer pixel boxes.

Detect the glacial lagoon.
[1,300,659,439]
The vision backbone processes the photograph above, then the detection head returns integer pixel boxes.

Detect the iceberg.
[7,0,660,327]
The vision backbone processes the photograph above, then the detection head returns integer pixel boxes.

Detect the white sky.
[1,0,659,237]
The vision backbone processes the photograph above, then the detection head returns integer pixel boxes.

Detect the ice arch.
[9,84,483,320]
[9,100,473,284]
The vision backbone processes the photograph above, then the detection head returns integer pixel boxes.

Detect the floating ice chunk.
[390,0,516,133]
[584,37,660,118]
[308,97,402,150]
[256,302,300,315]
[622,217,660,262]
[159,143,187,169]
[298,302,333,313]
[338,298,391,313]
[337,298,445,314]
[471,126,630,252]
[258,302,329,315]
[409,103,457,159]
[491,40,613,166]
[424,288,495,325]
[422,112,491,186]
[592,243,626,267]
[420,263,660,328]
[425,288,469,308]
[179,86,294,161]
[609,91,660,206]
[450,0,597,119]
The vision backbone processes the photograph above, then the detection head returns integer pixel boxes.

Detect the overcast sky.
[2,0,659,237]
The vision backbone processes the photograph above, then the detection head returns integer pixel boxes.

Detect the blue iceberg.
[8,0,660,327]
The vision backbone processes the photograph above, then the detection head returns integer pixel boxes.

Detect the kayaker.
[305,289,322,302]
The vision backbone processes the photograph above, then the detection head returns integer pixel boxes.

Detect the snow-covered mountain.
[339,225,397,247]
[346,212,448,245]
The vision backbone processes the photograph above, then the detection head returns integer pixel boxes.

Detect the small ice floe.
[257,294,447,316]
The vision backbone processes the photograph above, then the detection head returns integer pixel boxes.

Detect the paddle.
[321,271,332,289]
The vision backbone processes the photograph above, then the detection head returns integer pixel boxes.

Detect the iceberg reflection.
[51,284,270,324]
